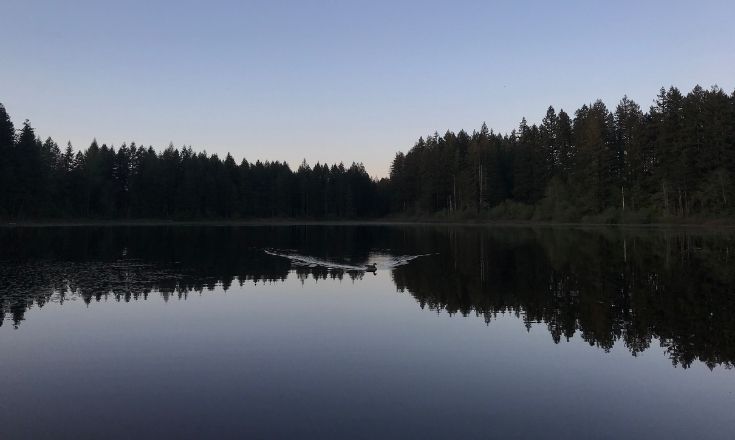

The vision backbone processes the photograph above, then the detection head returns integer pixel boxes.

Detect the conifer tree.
[0,104,15,217]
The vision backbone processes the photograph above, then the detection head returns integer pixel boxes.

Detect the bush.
[488,200,535,220]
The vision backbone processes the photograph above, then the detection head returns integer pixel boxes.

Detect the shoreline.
[3,218,735,229]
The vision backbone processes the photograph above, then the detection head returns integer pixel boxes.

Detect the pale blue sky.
[3,0,734,176]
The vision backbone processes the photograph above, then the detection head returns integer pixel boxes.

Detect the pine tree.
[13,120,42,217]
[540,106,558,178]
[614,96,644,211]
[0,104,15,217]
[555,110,573,180]
[572,102,615,213]
[512,119,534,203]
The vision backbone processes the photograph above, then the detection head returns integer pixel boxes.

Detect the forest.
[1,84,734,222]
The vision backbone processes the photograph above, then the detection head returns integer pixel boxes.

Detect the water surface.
[1,225,733,439]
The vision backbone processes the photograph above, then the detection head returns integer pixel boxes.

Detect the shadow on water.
[1,225,734,369]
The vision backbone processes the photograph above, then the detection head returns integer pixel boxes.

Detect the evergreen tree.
[614,96,645,211]
[0,104,16,217]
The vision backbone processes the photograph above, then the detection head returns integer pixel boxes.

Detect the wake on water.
[264,250,433,272]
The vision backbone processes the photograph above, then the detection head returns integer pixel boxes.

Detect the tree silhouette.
[1,84,734,221]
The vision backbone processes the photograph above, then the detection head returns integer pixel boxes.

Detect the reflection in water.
[392,227,735,370]
[265,249,377,272]
[264,249,432,272]
[1,225,734,370]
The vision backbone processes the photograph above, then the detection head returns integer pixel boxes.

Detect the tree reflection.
[391,227,735,369]
[1,225,734,369]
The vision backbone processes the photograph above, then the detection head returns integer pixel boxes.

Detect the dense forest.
[391,85,735,222]
[0,105,387,219]
[2,84,734,222]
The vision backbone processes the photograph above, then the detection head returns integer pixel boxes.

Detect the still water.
[0,225,733,439]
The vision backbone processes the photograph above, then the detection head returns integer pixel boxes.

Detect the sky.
[2,0,734,177]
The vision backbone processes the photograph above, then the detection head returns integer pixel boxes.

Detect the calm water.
[1,225,734,439]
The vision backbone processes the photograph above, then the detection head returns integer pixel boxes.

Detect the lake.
[1,225,733,439]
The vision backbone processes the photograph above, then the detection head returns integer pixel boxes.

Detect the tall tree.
[0,104,15,217]
[614,96,645,211]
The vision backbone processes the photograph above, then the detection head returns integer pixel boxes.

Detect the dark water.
[1,225,734,439]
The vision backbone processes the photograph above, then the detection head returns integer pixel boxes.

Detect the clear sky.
[3,0,734,177]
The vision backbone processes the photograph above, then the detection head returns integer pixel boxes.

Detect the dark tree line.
[390,85,735,221]
[2,83,734,221]
[0,104,388,219]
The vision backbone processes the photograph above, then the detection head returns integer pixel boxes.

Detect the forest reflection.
[1,225,734,370]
